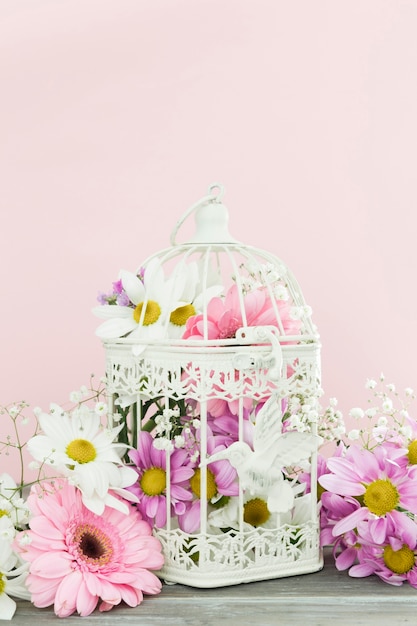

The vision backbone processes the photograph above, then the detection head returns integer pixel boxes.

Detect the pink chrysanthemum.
[16,481,164,617]
[182,283,301,340]
[127,431,195,528]
[349,518,417,587]
[178,435,239,533]
[319,443,417,544]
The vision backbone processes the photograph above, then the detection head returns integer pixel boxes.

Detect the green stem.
[131,403,138,449]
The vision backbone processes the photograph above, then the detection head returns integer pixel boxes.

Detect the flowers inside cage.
[93,183,323,587]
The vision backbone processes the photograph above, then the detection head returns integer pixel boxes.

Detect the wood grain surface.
[11,549,417,625]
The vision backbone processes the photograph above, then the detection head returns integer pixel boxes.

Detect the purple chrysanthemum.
[319,443,417,544]
[128,431,195,528]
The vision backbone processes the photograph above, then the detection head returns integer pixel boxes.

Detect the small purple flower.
[116,292,130,306]
[97,291,109,304]
[112,279,123,295]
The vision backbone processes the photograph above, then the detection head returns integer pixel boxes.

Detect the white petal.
[92,305,133,320]
[194,284,224,310]
[112,486,139,503]
[27,435,66,464]
[131,344,147,356]
[143,258,165,293]
[120,270,145,305]
[0,592,17,620]
[81,494,105,516]
[95,317,137,339]
[103,492,130,515]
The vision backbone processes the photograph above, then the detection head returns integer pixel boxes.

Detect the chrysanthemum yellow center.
[0,509,9,518]
[383,544,415,574]
[74,523,113,566]
[140,467,166,496]
[407,440,417,465]
[244,498,270,527]
[363,479,400,516]
[66,439,97,464]
[133,300,161,325]
[0,572,5,595]
[190,468,217,500]
[317,482,326,502]
[170,304,196,327]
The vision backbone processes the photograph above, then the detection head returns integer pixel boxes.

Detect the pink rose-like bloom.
[16,481,164,618]
[182,284,301,340]
[319,444,417,545]
[127,431,195,528]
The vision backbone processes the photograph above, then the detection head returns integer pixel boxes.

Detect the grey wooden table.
[11,549,417,625]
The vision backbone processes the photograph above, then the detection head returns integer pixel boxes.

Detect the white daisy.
[167,260,223,338]
[26,405,138,516]
[208,490,280,531]
[0,540,30,620]
[209,489,312,533]
[93,258,182,340]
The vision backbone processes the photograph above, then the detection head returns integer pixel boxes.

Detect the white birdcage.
[95,183,323,587]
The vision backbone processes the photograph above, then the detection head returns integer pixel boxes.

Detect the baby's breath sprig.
[346,373,415,450]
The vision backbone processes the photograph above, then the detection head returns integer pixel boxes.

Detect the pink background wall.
[1,0,417,474]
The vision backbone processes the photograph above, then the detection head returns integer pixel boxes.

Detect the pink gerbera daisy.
[319,443,417,544]
[127,431,195,528]
[16,481,164,617]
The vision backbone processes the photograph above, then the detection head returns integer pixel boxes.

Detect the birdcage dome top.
[93,184,318,347]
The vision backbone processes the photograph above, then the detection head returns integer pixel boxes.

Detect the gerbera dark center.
[66,439,97,464]
[383,544,415,574]
[74,523,113,566]
[190,468,217,500]
[170,304,196,327]
[133,300,161,326]
[244,498,270,527]
[363,479,400,516]
[140,467,166,496]
[408,440,417,465]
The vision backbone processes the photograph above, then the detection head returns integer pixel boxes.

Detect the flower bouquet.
[318,375,417,587]
[0,380,164,619]
[3,370,417,619]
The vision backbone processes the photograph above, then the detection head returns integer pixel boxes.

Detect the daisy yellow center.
[383,544,415,574]
[407,440,417,465]
[244,498,270,527]
[363,479,400,516]
[170,304,196,327]
[0,509,9,518]
[133,300,161,326]
[74,523,113,566]
[0,572,5,595]
[66,439,97,464]
[190,468,217,501]
[140,467,166,496]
